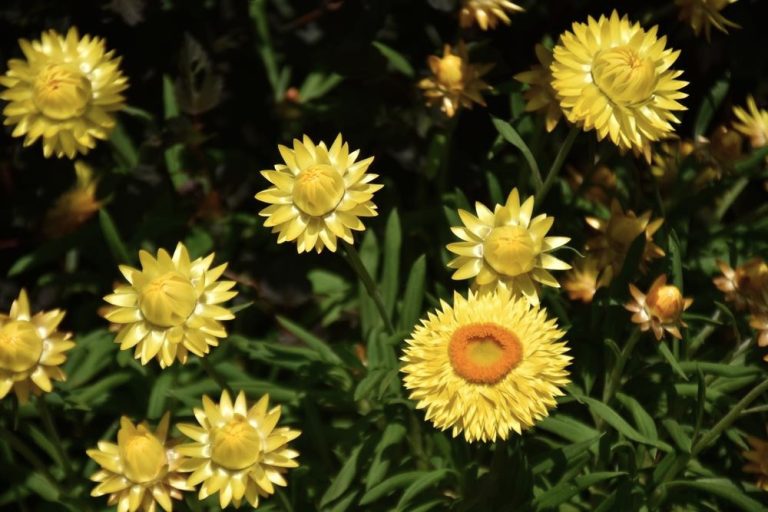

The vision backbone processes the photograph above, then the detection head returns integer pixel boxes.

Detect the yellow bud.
[483,225,537,277]
[0,321,44,372]
[33,64,92,120]
[647,284,685,323]
[436,55,464,89]
[592,46,657,106]
[139,272,197,327]
[117,422,168,484]
[292,164,345,217]
[210,415,263,470]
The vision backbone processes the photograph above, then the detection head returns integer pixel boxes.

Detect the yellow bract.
[514,44,562,132]
[176,390,301,509]
[733,96,768,149]
[447,188,570,305]
[401,288,571,442]
[551,11,688,160]
[255,134,382,253]
[0,290,74,404]
[459,0,524,31]
[676,0,740,41]
[0,27,128,158]
[87,413,192,512]
[102,242,238,368]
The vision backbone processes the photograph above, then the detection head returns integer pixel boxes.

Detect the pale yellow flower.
[514,44,562,132]
[733,96,768,148]
[459,0,524,31]
[625,275,693,340]
[563,256,610,303]
[676,0,740,41]
[0,27,128,158]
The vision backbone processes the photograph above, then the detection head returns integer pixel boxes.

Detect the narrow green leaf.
[694,77,729,138]
[485,171,503,205]
[678,361,760,378]
[99,209,132,264]
[537,414,600,445]
[360,471,424,506]
[658,342,688,381]
[399,255,426,331]
[662,418,692,453]
[320,445,363,509]
[162,74,188,189]
[366,423,407,490]
[668,230,684,290]
[531,436,602,475]
[276,316,343,365]
[615,393,658,441]
[693,366,706,443]
[381,209,402,318]
[396,469,451,511]
[109,121,139,169]
[666,478,764,512]
[147,370,174,419]
[491,117,541,185]
[372,41,414,77]
[533,472,625,510]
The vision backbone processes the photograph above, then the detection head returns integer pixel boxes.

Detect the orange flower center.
[483,225,537,277]
[591,45,657,106]
[33,64,92,120]
[448,323,522,384]
[436,55,464,88]
[210,414,263,471]
[0,321,44,372]
[139,271,197,327]
[648,284,685,323]
[292,164,345,217]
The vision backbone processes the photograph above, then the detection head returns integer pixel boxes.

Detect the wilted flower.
[459,0,523,31]
[0,289,74,404]
[447,188,571,305]
[551,11,687,160]
[87,413,192,512]
[733,96,768,149]
[514,44,562,132]
[177,390,301,509]
[743,432,768,491]
[102,243,238,368]
[0,27,128,158]
[625,275,693,340]
[418,42,492,118]
[401,288,571,442]
[255,134,382,253]
[676,0,740,41]
[43,161,103,238]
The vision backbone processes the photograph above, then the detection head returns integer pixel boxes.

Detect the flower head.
[87,413,192,512]
[733,96,768,149]
[0,290,74,404]
[177,390,301,509]
[418,42,492,118]
[255,134,382,253]
[0,27,128,158]
[563,256,610,303]
[514,44,562,132]
[551,11,687,160]
[625,275,692,340]
[401,288,571,442]
[650,140,696,185]
[676,0,740,41]
[102,243,238,368]
[459,0,523,30]
[743,432,768,492]
[565,164,617,205]
[447,188,571,305]
[713,258,768,311]
[43,161,103,238]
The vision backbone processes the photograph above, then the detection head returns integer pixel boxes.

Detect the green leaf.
[381,209,402,318]
[63,330,119,389]
[615,393,658,441]
[396,469,451,511]
[365,423,407,490]
[320,445,363,509]
[360,471,425,506]
[147,370,175,419]
[162,74,188,189]
[662,418,692,453]
[399,255,426,331]
[533,472,626,510]
[485,171,503,205]
[658,342,688,381]
[276,316,343,365]
[372,41,414,77]
[109,121,139,169]
[491,117,541,185]
[531,436,602,475]
[694,77,729,138]
[678,362,760,378]
[668,230,684,290]
[99,209,132,265]
[537,414,600,445]
[665,478,765,512]
[300,72,344,103]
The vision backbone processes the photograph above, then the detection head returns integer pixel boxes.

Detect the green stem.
[36,397,74,481]
[342,241,395,335]
[535,126,579,204]
[602,329,642,404]
[714,177,749,221]
[201,358,230,394]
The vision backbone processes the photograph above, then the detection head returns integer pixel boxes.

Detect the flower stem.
[342,241,395,335]
[535,125,579,204]
[714,176,749,221]
[36,396,74,481]
[201,358,230,394]
[602,329,642,404]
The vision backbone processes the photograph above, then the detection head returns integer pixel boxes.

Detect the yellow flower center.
[448,323,522,384]
[591,45,657,106]
[647,284,685,323]
[210,415,263,471]
[139,272,197,327]
[437,55,464,88]
[33,64,92,120]
[483,225,538,277]
[118,426,168,484]
[0,321,44,373]
[292,164,346,217]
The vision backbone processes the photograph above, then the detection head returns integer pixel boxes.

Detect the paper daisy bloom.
[87,413,192,512]
[255,134,382,253]
[102,243,237,368]
[743,432,768,492]
[625,275,693,340]
[401,288,571,442]
[418,42,492,118]
[459,0,523,31]
[43,161,103,238]
[563,256,610,303]
[676,0,739,41]
[551,11,687,160]
[0,289,74,404]
[0,27,128,159]
[514,44,562,132]
[733,96,768,149]
[447,188,570,305]
[176,390,301,509]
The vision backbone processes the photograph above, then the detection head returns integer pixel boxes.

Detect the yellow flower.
[102,243,238,368]
[0,27,128,159]
[514,44,562,132]
[43,161,103,238]
[563,256,610,303]
[87,413,192,512]
[625,275,693,340]
[733,96,768,149]
[551,11,688,160]
[565,164,617,205]
[743,432,768,491]
[447,188,571,305]
[676,0,740,41]
[255,134,382,253]
[0,289,74,404]
[176,390,301,509]
[586,199,665,281]
[459,0,524,31]
[401,288,571,442]
[418,42,492,118]
[713,258,768,312]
